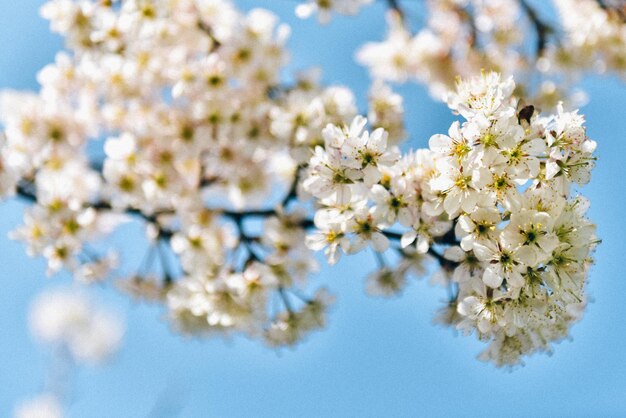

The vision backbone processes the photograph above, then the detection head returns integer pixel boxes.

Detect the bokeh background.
[1,1,626,417]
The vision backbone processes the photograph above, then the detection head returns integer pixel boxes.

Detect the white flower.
[29,289,124,364]
[444,246,482,283]
[305,219,349,265]
[366,267,408,297]
[430,157,490,217]
[446,72,516,120]
[456,207,501,251]
[473,237,535,289]
[14,393,63,418]
[501,210,560,263]
[370,184,412,226]
[346,209,389,254]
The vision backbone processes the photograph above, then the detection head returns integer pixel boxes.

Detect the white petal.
[371,232,390,252]
[400,230,416,248]
[483,268,503,288]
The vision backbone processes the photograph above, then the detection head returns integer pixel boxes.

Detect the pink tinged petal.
[483,268,503,288]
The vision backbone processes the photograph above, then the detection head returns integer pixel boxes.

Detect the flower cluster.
[18,289,124,417]
[304,72,598,366]
[29,289,124,364]
[302,114,451,267]
[357,0,626,107]
[1,0,398,348]
[0,0,602,367]
[549,0,626,76]
[433,72,598,366]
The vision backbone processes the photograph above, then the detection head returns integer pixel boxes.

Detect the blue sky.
[1,1,626,417]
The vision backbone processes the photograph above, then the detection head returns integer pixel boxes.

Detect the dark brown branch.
[386,0,405,20]
[15,166,455,277]
[457,7,478,48]
[383,229,459,270]
[595,0,626,22]
[281,165,304,208]
[518,0,553,57]
[197,20,221,51]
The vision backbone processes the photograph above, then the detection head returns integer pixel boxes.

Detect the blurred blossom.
[14,393,63,418]
[29,289,124,364]
[0,0,608,368]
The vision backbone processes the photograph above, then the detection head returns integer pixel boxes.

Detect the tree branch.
[386,0,405,21]
[518,0,553,57]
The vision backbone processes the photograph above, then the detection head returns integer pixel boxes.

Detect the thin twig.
[156,238,174,284]
[518,0,553,57]
[386,0,405,20]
